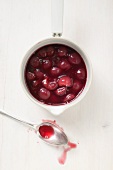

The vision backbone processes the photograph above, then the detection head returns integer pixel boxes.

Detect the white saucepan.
[21,0,92,115]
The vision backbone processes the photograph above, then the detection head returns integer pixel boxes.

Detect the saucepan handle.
[51,0,64,37]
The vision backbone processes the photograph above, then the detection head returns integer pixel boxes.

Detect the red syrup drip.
[38,120,77,165]
[58,142,77,165]
[39,125,54,139]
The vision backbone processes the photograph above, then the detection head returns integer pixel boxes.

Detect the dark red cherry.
[50,67,62,76]
[52,56,60,66]
[34,69,44,79]
[47,80,58,90]
[57,59,71,70]
[58,46,67,57]
[68,52,81,64]
[64,94,75,102]
[76,68,86,80]
[42,60,52,69]
[26,72,35,81]
[32,80,40,87]
[42,78,58,90]
[30,86,37,94]
[42,78,48,88]
[29,57,39,68]
[38,88,50,100]
[73,80,83,92]
[55,87,66,96]
[58,76,73,87]
[38,48,47,57]
[47,46,54,57]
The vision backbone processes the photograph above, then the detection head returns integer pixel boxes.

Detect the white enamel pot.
[21,0,92,116]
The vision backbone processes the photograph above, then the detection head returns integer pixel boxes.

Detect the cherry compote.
[25,44,87,105]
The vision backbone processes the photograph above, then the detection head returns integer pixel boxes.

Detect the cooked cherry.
[58,76,73,87]
[34,69,44,79]
[64,94,75,102]
[29,57,39,68]
[58,46,67,57]
[42,78,48,88]
[38,48,47,57]
[73,80,83,92]
[68,52,81,64]
[47,46,54,57]
[50,67,62,76]
[26,72,35,81]
[47,80,58,90]
[42,59,52,69]
[57,59,71,70]
[38,88,50,100]
[55,87,66,96]
[32,80,40,87]
[42,78,58,90]
[52,57,60,66]
[76,68,86,80]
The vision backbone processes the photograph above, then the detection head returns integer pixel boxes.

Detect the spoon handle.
[0,110,35,129]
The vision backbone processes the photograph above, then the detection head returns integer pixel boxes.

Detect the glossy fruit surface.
[25,44,87,105]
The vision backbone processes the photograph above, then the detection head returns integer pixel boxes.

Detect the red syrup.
[58,142,77,165]
[41,119,77,165]
[39,125,54,139]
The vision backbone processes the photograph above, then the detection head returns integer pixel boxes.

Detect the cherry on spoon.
[0,110,68,146]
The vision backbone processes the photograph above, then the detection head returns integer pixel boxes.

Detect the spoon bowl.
[36,122,68,146]
[0,110,68,146]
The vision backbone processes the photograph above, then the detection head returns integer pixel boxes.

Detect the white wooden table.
[0,0,113,169]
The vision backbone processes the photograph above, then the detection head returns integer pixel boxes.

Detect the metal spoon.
[0,110,68,146]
